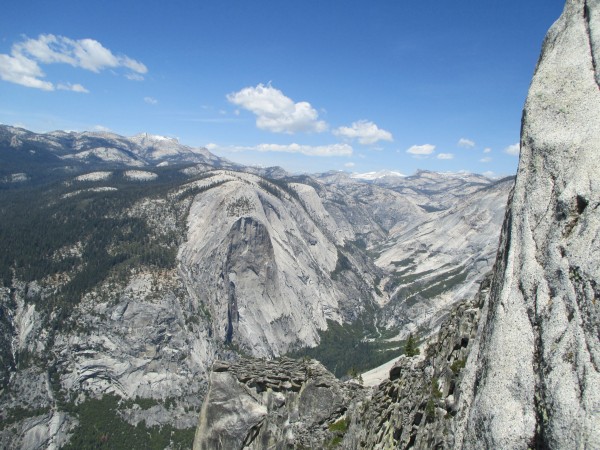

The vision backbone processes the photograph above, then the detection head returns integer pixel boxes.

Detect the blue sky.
[0,0,565,176]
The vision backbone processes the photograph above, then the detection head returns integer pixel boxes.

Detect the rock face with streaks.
[178,171,379,358]
[454,0,600,447]
[376,176,512,339]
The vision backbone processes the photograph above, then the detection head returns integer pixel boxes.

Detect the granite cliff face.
[178,170,372,358]
[376,177,512,338]
[455,0,600,447]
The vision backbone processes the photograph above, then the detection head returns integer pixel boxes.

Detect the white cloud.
[333,120,393,145]
[57,82,89,93]
[437,153,454,160]
[120,56,147,74]
[14,34,147,74]
[208,142,352,157]
[93,125,111,132]
[144,96,158,105]
[483,171,496,178]
[344,162,356,168]
[0,34,147,91]
[458,138,475,148]
[406,144,436,156]
[70,38,119,72]
[226,83,327,134]
[0,53,53,90]
[505,143,520,156]
[480,156,492,163]
[483,147,492,153]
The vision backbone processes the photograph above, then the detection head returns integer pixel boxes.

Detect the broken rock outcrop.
[193,357,364,449]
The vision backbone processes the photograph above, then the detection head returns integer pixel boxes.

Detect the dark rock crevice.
[584,0,600,90]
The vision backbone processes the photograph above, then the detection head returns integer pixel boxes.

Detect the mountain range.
[0,123,511,448]
[5,2,598,446]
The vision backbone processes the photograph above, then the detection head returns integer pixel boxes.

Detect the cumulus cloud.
[14,34,147,74]
[406,144,436,157]
[480,156,492,163]
[0,53,53,90]
[437,153,454,160]
[144,96,158,105]
[505,143,520,156]
[208,142,352,157]
[0,34,147,91]
[333,120,393,145]
[483,147,492,153]
[226,83,327,134]
[458,138,475,148]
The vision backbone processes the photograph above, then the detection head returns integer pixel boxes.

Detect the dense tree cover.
[0,166,198,324]
[289,316,403,377]
[257,178,301,203]
[0,142,68,188]
[61,394,195,450]
[0,406,51,431]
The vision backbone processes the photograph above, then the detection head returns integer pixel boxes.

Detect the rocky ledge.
[193,357,364,449]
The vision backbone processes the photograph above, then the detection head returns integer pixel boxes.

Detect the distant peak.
[412,169,492,181]
[133,132,179,143]
[350,170,406,180]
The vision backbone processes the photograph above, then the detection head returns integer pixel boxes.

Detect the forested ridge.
[0,166,198,322]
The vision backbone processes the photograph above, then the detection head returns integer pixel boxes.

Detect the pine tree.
[404,333,420,357]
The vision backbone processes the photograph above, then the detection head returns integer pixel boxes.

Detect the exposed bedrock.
[455,1,600,448]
